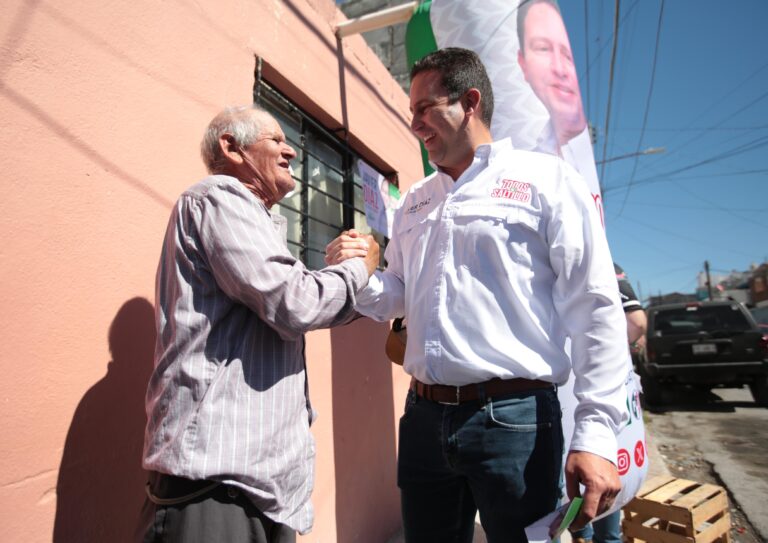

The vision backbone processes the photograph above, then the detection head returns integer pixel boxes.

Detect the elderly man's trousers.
[136,473,295,543]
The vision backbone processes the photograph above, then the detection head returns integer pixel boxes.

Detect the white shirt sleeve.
[547,162,630,463]
[354,222,407,322]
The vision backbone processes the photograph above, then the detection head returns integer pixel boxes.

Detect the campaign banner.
[406,0,604,224]
[406,0,646,514]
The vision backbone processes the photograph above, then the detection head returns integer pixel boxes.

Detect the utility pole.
[637,281,643,307]
[704,260,713,300]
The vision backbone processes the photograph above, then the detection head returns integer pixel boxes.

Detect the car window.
[652,305,751,336]
[751,306,768,326]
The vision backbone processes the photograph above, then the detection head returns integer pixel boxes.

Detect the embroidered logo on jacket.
[491,179,531,203]
[405,197,432,214]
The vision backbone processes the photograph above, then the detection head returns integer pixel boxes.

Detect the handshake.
[325,229,380,277]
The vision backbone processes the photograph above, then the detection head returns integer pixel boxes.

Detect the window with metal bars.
[254,79,389,270]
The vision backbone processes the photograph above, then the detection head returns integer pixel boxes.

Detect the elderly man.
[138,106,378,543]
[327,48,628,541]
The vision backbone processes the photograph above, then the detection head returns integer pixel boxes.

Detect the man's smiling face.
[409,70,473,178]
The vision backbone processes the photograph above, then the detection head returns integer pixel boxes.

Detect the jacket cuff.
[569,419,619,465]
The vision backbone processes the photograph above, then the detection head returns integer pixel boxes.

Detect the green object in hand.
[550,497,583,542]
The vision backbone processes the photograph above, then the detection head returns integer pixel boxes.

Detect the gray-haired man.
[137,106,378,542]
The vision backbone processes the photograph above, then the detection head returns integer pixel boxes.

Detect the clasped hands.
[325,229,380,277]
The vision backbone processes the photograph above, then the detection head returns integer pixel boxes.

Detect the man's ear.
[462,88,482,119]
[219,134,244,166]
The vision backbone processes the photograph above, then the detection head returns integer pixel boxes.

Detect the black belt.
[411,377,553,405]
[145,472,222,506]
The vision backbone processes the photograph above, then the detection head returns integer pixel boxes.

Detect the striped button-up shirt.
[143,175,368,534]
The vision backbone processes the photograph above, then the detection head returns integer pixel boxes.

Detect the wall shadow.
[53,297,155,543]
[331,318,400,543]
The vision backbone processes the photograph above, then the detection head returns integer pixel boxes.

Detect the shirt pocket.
[485,390,559,431]
[453,204,541,231]
[452,204,543,270]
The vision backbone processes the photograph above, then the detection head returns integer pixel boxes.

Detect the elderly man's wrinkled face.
[238,113,297,206]
[518,2,586,144]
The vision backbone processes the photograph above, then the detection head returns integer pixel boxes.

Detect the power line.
[619,129,768,184]
[613,215,756,258]
[627,168,768,183]
[584,0,591,121]
[604,134,768,193]
[669,179,768,229]
[599,0,622,183]
[613,117,765,193]
[580,0,640,84]
[661,58,768,147]
[650,68,768,171]
[616,0,665,217]
[626,201,767,212]
[620,77,768,183]
[612,125,768,132]
[608,221,695,263]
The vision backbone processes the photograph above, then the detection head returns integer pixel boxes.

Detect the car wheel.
[641,375,664,406]
[749,375,768,407]
[637,362,664,406]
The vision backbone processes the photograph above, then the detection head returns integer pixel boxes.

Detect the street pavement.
[645,386,768,542]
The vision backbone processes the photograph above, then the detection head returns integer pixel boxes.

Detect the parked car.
[638,301,768,406]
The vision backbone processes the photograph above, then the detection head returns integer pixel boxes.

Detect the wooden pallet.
[622,476,731,543]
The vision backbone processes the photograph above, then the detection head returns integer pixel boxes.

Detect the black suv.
[638,301,768,406]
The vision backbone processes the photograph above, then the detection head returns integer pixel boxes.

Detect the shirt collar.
[433,138,514,177]
[429,137,514,183]
[487,138,513,166]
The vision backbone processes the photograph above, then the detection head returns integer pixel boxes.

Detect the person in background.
[137,105,379,543]
[326,48,629,542]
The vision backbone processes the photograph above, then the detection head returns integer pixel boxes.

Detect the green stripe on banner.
[405,1,437,68]
[405,1,437,176]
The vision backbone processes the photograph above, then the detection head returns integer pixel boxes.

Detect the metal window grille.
[254,76,388,269]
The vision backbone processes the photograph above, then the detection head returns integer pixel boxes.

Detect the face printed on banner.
[517,1,586,146]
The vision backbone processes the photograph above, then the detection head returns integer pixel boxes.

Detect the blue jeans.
[398,387,563,543]
[571,511,621,543]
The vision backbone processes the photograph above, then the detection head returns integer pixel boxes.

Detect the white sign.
[358,160,397,237]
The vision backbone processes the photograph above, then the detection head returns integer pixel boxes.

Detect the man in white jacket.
[327,48,628,542]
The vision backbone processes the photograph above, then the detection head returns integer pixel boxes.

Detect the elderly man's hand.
[325,230,380,277]
[564,450,621,531]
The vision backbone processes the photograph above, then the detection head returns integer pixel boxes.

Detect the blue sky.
[559,0,768,301]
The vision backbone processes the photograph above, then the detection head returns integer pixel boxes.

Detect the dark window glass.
[653,305,751,336]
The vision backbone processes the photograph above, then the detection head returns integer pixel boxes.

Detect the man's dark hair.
[516,0,562,54]
[410,47,495,128]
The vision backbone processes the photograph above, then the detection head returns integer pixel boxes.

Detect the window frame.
[254,78,390,269]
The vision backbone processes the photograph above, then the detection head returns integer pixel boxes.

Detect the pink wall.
[0,0,421,541]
